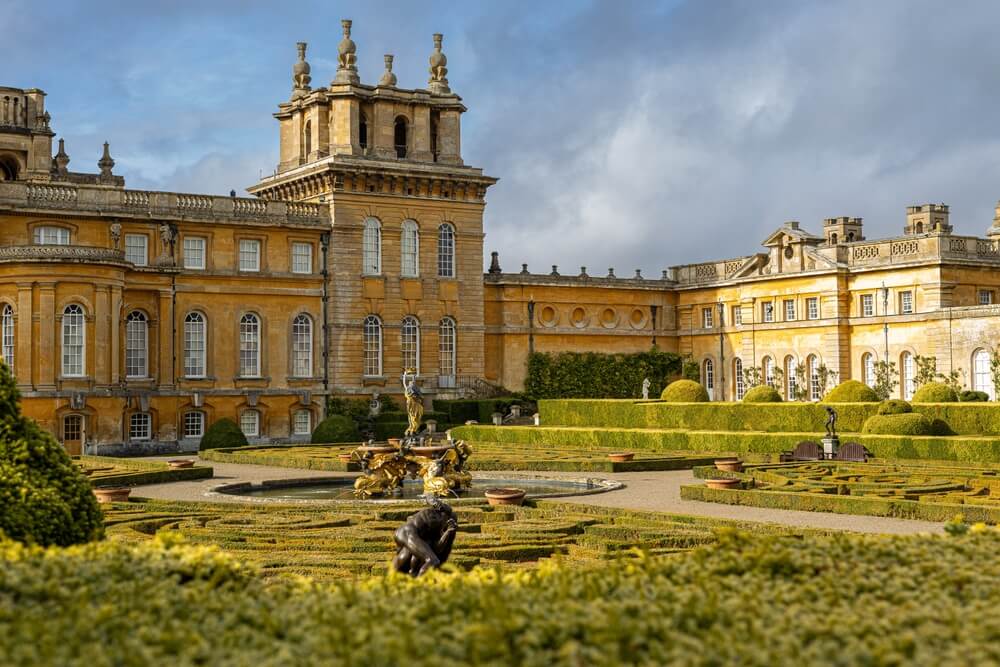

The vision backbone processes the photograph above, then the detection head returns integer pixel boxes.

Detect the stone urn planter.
[484,488,527,506]
[93,487,131,503]
[607,452,635,462]
[704,478,741,490]
[167,459,195,469]
[714,457,743,473]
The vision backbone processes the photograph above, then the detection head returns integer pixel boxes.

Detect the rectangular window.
[183,412,204,438]
[291,242,313,274]
[183,236,206,270]
[731,305,742,326]
[762,302,774,323]
[124,234,148,266]
[784,299,796,321]
[861,294,874,317]
[129,413,151,441]
[979,289,994,306]
[240,410,260,438]
[239,239,261,272]
[900,291,914,314]
[806,297,819,320]
[34,226,70,245]
[702,307,713,329]
[293,410,311,436]
[63,414,82,442]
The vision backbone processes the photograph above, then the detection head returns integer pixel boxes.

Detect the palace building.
[2,20,1000,454]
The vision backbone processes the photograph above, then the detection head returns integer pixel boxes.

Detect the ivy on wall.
[524,349,682,399]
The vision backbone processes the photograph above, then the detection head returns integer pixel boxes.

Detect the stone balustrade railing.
[2,181,329,227]
[0,244,127,264]
[845,234,1000,267]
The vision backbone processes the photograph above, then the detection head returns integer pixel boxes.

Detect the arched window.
[401,220,419,277]
[401,316,420,375]
[1,303,13,373]
[901,352,915,400]
[862,352,876,388]
[240,409,260,438]
[362,218,381,275]
[239,313,261,377]
[808,354,821,401]
[293,409,312,436]
[973,349,994,400]
[61,304,85,377]
[830,233,838,245]
[437,223,455,278]
[785,355,797,400]
[184,312,206,378]
[439,317,456,385]
[734,358,745,400]
[763,356,775,388]
[125,311,148,378]
[363,315,382,377]
[359,114,368,150]
[394,117,407,158]
[703,359,714,399]
[915,222,923,234]
[0,155,16,181]
[291,314,313,377]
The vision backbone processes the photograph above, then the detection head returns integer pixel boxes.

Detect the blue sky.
[6,0,1000,273]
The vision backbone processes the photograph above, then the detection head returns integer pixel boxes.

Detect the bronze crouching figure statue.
[392,496,458,577]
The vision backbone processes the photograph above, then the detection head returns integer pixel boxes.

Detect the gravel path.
[135,457,942,535]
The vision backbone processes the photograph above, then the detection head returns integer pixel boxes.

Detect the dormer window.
[34,226,70,245]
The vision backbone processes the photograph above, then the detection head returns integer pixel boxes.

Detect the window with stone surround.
[979,289,994,306]
[34,226,70,245]
[239,239,261,272]
[731,305,742,326]
[129,412,151,441]
[702,307,713,329]
[183,411,204,439]
[239,313,261,377]
[734,358,745,400]
[401,316,420,375]
[362,218,381,275]
[401,220,419,277]
[785,355,797,400]
[125,311,148,379]
[61,304,85,377]
[291,314,312,377]
[183,236,206,270]
[901,352,915,400]
[291,242,313,274]
[439,317,456,384]
[808,354,821,401]
[806,297,819,320]
[861,294,874,317]
[762,302,774,323]
[703,358,714,397]
[784,299,796,321]
[293,410,312,436]
[183,312,206,378]
[973,349,994,400]
[240,409,260,438]
[437,223,455,278]
[125,234,148,266]
[1,303,13,374]
[363,315,382,377]
[900,291,914,314]
[863,352,875,388]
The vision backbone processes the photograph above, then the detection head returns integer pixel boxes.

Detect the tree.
[913,355,938,388]
[936,368,965,395]
[741,365,763,391]
[872,360,899,401]
[791,363,810,402]
[816,364,839,400]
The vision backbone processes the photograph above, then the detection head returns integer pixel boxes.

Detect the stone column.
[110,286,122,384]
[37,282,56,390]
[95,286,110,386]
[16,283,32,390]
[158,290,174,389]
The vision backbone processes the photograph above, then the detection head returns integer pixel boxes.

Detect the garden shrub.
[961,390,990,402]
[824,380,879,403]
[524,349,681,399]
[877,399,912,415]
[0,361,103,547]
[912,382,959,403]
[432,399,528,424]
[742,386,782,403]
[199,418,249,451]
[862,413,935,436]
[660,379,709,402]
[311,415,360,444]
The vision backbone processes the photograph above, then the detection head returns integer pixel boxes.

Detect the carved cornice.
[0,244,127,265]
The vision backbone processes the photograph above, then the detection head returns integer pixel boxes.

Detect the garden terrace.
[76,455,212,487]
[102,498,814,581]
[682,460,1000,523]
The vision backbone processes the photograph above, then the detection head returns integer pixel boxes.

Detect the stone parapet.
[0,244,127,265]
[483,269,676,291]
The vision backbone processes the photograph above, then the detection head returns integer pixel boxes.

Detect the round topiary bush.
[742,385,783,403]
[861,413,935,436]
[0,361,103,547]
[660,379,710,402]
[912,382,959,403]
[199,418,249,451]
[311,414,360,444]
[960,390,990,402]
[824,380,879,403]
[877,399,913,415]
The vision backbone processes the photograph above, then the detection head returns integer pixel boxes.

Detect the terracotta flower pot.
[485,487,526,506]
[705,478,741,490]
[714,458,744,473]
[607,452,635,462]
[167,459,195,469]
[93,487,131,503]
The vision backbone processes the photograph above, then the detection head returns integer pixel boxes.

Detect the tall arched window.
[973,349,994,400]
[401,220,419,277]
[184,312,206,378]
[703,358,715,399]
[763,356,775,388]
[1,303,13,373]
[437,223,455,278]
[61,304,85,377]
[401,316,420,374]
[125,311,148,378]
[239,313,261,377]
[901,352,915,400]
[363,315,382,377]
[394,117,407,158]
[362,218,381,275]
[439,317,456,385]
[862,353,875,388]
[808,354,821,401]
[291,314,313,377]
[785,355,797,400]
[734,358,745,400]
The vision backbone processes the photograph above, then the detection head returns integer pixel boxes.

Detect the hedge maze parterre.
[102,498,813,581]
[76,455,212,487]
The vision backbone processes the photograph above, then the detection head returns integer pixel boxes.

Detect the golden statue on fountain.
[351,369,472,499]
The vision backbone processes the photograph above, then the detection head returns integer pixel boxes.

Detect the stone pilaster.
[16,283,32,390]
[95,286,110,386]
[158,290,174,389]
[37,282,55,389]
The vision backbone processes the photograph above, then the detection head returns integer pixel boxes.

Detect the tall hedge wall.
[524,350,681,399]
[537,400,1000,436]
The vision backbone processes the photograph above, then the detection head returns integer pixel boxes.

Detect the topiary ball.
[824,380,879,403]
[960,390,990,402]
[877,399,913,415]
[742,385,783,403]
[660,379,710,402]
[0,361,104,547]
[861,413,935,436]
[199,418,249,451]
[311,414,361,444]
[912,382,959,403]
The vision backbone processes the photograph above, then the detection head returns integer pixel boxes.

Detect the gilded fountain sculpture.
[351,369,473,499]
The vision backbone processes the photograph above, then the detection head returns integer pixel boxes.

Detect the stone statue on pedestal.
[392,496,457,577]
[641,378,651,400]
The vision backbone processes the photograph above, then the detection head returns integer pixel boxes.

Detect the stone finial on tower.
[98,142,115,183]
[53,138,70,178]
[291,42,312,100]
[334,19,360,85]
[488,251,502,274]
[427,33,450,94]
[378,54,398,87]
